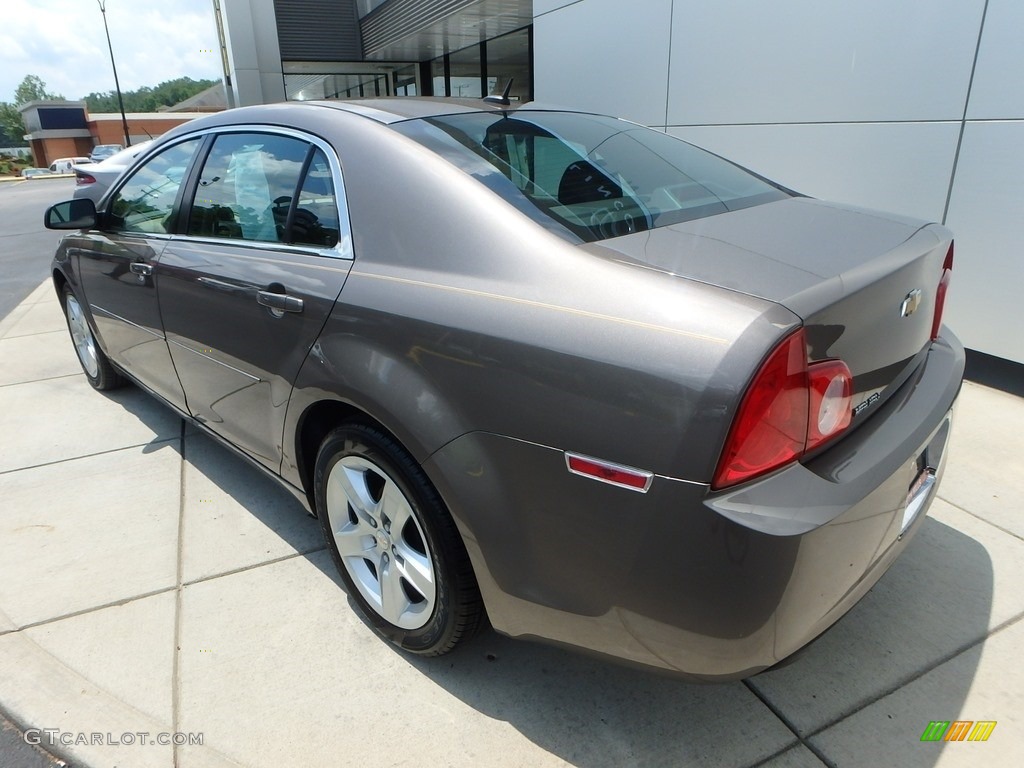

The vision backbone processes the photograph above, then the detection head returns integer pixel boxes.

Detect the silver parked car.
[44,98,962,680]
[88,143,122,163]
[73,140,153,203]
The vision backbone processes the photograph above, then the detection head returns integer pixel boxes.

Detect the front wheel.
[61,284,125,391]
[315,423,484,655]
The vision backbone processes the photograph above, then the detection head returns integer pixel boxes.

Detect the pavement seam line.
[8,586,179,633]
[742,742,829,768]
[741,680,837,768]
[0,321,66,341]
[799,609,1024,742]
[0,328,63,339]
[0,373,82,389]
[0,437,181,476]
[181,545,330,589]
[936,493,1024,543]
[172,418,187,768]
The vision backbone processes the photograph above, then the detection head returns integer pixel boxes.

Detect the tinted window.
[291,149,341,248]
[108,139,201,234]
[395,112,790,243]
[187,133,310,243]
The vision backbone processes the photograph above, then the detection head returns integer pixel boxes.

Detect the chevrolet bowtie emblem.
[900,289,923,318]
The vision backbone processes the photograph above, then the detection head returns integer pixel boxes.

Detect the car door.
[74,137,203,411]
[157,129,353,471]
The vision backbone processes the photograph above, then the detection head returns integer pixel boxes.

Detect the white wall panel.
[534,0,673,125]
[533,0,1023,361]
[666,0,985,126]
[668,122,959,222]
[222,0,284,105]
[943,121,1024,362]
[966,0,1024,120]
[534,0,577,14]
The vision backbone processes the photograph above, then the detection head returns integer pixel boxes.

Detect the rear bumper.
[424,331,965,680]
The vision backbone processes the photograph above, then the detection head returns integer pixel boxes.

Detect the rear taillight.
[75,173,96,186]
[931,242,953,340]
[712,328,854,490]
[806,358,853,450]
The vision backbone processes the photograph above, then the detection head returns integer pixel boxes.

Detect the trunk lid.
[582,197,953,424]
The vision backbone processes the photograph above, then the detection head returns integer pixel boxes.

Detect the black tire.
[61,284,126,391]
[314,422,484,655]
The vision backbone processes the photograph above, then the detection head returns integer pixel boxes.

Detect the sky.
[1,0,223,103]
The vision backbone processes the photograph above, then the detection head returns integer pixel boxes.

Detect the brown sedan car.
[45,98,963,680]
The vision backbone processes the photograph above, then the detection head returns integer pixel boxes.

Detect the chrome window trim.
[167,233,344,262]
[109,232,174,242]
[170,123,354,261]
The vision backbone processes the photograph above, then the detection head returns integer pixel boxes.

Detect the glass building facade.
[259,0,532,105]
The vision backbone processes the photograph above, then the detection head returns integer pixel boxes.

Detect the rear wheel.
[61,284,125,391]
[315,423,483,655]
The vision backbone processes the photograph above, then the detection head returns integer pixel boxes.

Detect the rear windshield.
[394,111,790,243]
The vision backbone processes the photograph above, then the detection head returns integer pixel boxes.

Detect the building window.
[285,73,389,100]
[449,44,483,98]
[486,28,531,102]
[393,65,417,96]
[431,57,447,97]
[425,26,532,103]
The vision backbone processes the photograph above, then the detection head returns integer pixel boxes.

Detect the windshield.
[394,111,791,243]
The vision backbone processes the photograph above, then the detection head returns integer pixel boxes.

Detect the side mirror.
[44,198,97,230]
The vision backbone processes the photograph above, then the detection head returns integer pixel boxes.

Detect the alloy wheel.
[326,455,437,630]
[65,293,99,379]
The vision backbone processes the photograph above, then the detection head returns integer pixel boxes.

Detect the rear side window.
[188,133,309,243]
[108,139,201,234]
[395,111,790,243]
[291,149,341,248]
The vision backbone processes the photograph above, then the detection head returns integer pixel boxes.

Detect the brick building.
[18,100,212,168]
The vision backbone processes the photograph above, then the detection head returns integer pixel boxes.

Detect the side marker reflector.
[565,452,653,493]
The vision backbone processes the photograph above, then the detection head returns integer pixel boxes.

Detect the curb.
[0,174,75,184]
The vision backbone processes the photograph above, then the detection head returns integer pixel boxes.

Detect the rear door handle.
[129,262,153,276]
[256,290,304,313]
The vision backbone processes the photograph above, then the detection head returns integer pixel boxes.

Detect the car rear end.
[581,200,963,676]
[364,104,965,677]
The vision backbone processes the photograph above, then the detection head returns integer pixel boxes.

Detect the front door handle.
[256,290,304,314]
[129,262,153,276]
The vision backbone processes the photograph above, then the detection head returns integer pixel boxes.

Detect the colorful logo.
[920,720,996,742]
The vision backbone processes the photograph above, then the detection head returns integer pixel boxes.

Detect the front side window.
[187,133,310,243]
[108,139,201,234]
[395,112,791,243]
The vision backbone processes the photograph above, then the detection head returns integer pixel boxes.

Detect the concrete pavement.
[0,280,1021,768]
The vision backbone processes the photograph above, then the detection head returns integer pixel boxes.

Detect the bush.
[0,155,31,177]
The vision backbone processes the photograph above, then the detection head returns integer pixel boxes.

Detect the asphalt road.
[0,177,74,322]
[0,178,74,765]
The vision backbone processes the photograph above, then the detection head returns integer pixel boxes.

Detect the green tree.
[0,104,24,146]
[0,75,64,147]
[82,77,217,114]
[14,74,62,105]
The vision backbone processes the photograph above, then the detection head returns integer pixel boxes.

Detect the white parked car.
[49,157,90,174]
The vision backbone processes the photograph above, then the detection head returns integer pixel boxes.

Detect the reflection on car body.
[45,97,963,680]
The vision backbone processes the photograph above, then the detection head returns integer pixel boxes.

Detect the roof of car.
[306,97,523,124]
[152,98,607,147]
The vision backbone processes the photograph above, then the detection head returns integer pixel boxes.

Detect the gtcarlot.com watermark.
[25,729,203,747]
